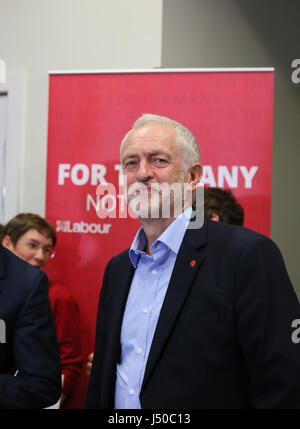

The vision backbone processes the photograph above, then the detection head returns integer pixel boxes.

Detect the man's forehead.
[131,122,175,137]
[122,123,176,152]
[21,228,53,245]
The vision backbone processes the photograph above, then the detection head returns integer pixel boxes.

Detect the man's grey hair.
[120,113,200,174]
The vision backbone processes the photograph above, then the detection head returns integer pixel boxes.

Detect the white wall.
[162,0,300,293]
[0,0,163,215]
[0,70,25,223]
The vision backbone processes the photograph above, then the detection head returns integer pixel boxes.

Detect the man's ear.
[1,235,14,250]
[210,213,220,222]
[187,163,202,191]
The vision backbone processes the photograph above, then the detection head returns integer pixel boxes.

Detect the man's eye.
[28,242,37,249]
[154,158,167,164]
[125,161,136,168]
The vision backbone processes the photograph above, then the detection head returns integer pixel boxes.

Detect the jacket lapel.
[100,253,134,405]
[105,257,134,356]
[141,220,208,392]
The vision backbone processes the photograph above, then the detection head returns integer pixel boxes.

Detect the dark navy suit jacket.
[86,219,300,408]
[0,245,62,408]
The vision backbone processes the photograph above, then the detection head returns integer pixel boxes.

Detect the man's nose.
[136,160,153,182]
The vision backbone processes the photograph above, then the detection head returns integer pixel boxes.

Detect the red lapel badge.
[189,260,196,268]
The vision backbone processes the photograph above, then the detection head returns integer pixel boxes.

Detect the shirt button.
[137,348,142,354]
[143,307,148,313]
[129,389,135,396]
[152,269,158,274]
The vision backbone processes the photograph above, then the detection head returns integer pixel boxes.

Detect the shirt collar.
[129,206,192,268]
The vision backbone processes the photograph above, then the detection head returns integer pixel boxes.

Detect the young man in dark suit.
[1,213,83,408]
[0,244,61,408]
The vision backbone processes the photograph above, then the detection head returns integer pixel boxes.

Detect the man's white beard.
[126,182,189,219]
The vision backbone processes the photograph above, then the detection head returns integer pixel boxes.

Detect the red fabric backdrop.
[45,70,274,408]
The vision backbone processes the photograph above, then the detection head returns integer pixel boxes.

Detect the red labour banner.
[46,69,274,408]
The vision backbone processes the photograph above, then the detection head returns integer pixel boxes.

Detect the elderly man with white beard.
[86,113,300,409]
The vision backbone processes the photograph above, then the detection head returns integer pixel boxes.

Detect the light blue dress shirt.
[114,206,192,409]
